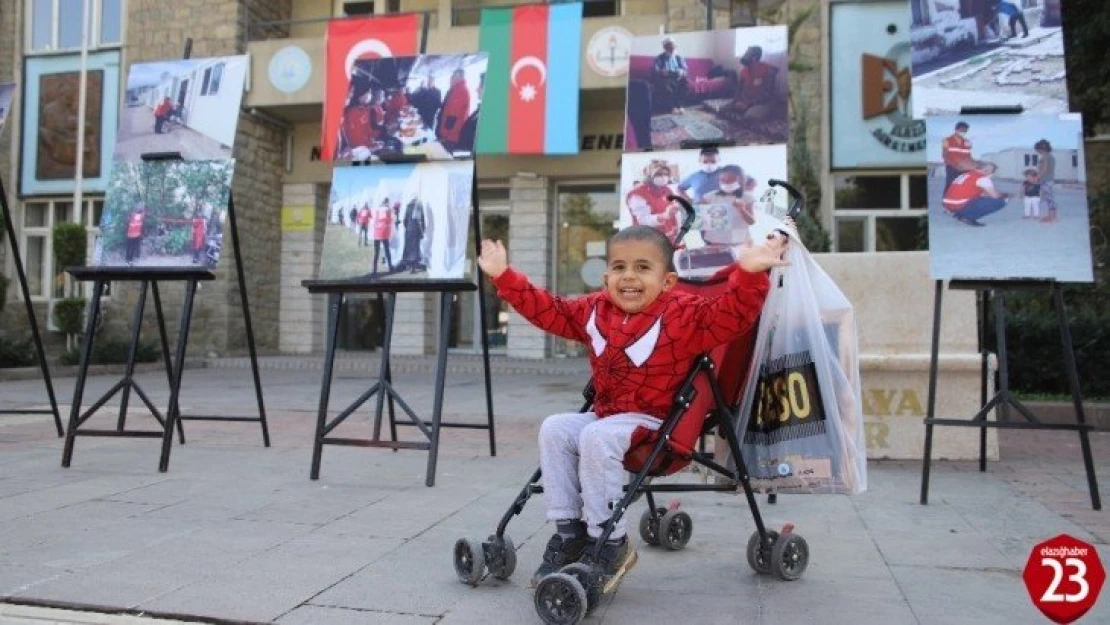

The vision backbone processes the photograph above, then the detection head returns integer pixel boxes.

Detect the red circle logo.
[1023,534,1105,623]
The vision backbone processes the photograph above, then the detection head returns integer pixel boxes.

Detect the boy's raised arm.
[479,240,593,343]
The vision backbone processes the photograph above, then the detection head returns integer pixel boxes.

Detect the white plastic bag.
[732,228,867,495]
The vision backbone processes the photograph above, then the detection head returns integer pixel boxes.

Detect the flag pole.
[72,0,92,232]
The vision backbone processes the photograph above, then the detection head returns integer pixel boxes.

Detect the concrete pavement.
[0,364,1108,624]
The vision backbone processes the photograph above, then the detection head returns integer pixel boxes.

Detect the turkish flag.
[321,14,420,161]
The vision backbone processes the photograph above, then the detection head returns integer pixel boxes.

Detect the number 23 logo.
[1041,557,1090,603]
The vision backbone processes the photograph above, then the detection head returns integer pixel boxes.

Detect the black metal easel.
[919,280,1101,510]
[303,158,496,487]
[0,175,64,436]
[917,103,1100,510]
[61,38,269,470]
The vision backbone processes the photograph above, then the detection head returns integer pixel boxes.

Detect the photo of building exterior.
[0,0,1104,362]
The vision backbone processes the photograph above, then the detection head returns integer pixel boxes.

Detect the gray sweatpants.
[539,411,661,539]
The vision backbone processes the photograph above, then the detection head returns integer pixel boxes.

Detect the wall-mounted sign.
[268,45,312,94]
[586,26,632,78]
[830,1,925,170]
[580,133,623,151]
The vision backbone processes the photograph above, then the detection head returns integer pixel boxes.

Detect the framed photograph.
[20,50,120,196]
[319,160,475,282]
[332,53,488,162]
[0,82,15,135]
[91,159,235,269]
[926,113,1092,282]
[114,56,249,162]
[910,2,1067,117]
[619,144,788,280]
[624,26,788,151]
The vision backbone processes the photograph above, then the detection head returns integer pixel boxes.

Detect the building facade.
[0,0,1103,360]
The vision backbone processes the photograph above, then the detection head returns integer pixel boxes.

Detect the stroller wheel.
[453,537,485,586]
[486,534,517,580]
[770,533,809,581]
[561,562,601,611]
[659,510,693,551]
[638,507,666,546]
[746,529,780,575]
[535,573,588,625]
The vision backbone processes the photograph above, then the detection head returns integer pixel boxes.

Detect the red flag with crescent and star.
[321,14,420,161]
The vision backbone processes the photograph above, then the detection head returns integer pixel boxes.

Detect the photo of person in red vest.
[357,203,372,247]
[125,203,146,265]
[624,160,683,243]
[371,198,395,277]
[942,121,974,191]
[153,96,175,134]
[942,161,1010,227]
[436,70,471,152]
[191,212,208,264]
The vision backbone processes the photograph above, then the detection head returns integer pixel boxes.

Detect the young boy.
[477,225,788,586]
[1022,168,1041,220]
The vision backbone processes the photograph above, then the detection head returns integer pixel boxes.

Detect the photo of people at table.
[333,53,487,162]
[618,144,787,279]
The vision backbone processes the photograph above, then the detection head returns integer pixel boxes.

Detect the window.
[343,1,374,15]
[20,197,108,303]
[27,0,124,53]
[201,63,225,96]
[452,0,609,26]
[1024,153,1039,167]
[832,173,928,252]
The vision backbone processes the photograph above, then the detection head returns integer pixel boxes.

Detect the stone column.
[279,183,327,353]
[505,173,549,359]
[391,292,434,355]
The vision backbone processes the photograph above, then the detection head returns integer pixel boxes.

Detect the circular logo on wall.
[268,45,312,94]
[586,26,632,78]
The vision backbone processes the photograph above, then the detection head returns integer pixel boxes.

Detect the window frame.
[26,0,124,55]
[19,197,110,306]
[831,171,928,253]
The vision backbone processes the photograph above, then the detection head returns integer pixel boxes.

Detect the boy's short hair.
[699,146,719,158]
[1034,139,1052,152]
[608,225,676,272]
[1024,168,1039,177]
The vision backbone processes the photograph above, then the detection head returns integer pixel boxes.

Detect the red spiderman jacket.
[492,266,769,419]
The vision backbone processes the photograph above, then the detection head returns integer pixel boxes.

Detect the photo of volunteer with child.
[926,113,1094,283]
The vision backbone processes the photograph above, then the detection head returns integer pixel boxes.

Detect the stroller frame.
[454,354,809,624]
[453,181,811,625]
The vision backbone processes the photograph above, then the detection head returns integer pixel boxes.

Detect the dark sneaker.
[531,531,588,587]
[594,536,638,593]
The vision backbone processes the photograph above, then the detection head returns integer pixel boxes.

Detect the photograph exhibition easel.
[918,107,1100,510]
[62,39,269,471]
[0,174,64,436]
[303,158,496,488]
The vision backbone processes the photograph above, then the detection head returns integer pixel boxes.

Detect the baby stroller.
[453,181,811,625]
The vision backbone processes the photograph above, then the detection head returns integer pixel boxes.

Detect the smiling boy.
[477,225,787,587]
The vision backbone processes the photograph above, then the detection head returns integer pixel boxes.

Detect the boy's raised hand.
[737,231,790,273]
[477,239,509,279]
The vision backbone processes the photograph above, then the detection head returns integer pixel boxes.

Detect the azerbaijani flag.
[476,3,582,155]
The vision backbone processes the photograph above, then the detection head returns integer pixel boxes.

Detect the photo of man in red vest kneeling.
[942,161,1010,227]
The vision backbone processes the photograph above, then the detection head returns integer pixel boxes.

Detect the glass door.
[448,209,511,351]
[552,183,619,357]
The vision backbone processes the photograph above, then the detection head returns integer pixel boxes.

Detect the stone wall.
[505,174,549,359]
[0,0,18,335]
[279,183,327,353]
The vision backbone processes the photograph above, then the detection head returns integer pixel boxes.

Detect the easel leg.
[920,280,943,505]
[116,281,149,432]
[0,188,63,436]
[425,292,452,487]
[62,281,105,468]
[992,292,1012,423]
[151,282,185,444]
[1053,285,1101,511]
[373,293,394,442]
[475,275,497,457]
[226,193,270,447]
[159,280,198,472]
[311,293,344,480]
[978,290,990,472]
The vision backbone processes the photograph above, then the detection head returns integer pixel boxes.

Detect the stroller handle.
[768,179,805,219]
[667,194,697,246]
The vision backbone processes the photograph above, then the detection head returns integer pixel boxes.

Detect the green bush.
[52,297,87,336]
[53,222,88,270]
[60,338,161,366]
[0,337,37,368]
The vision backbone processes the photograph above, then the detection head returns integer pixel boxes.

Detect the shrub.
[59,338,161,366]
[0,337,37,368]
[52,222,87,271]
[52,297,87,336]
